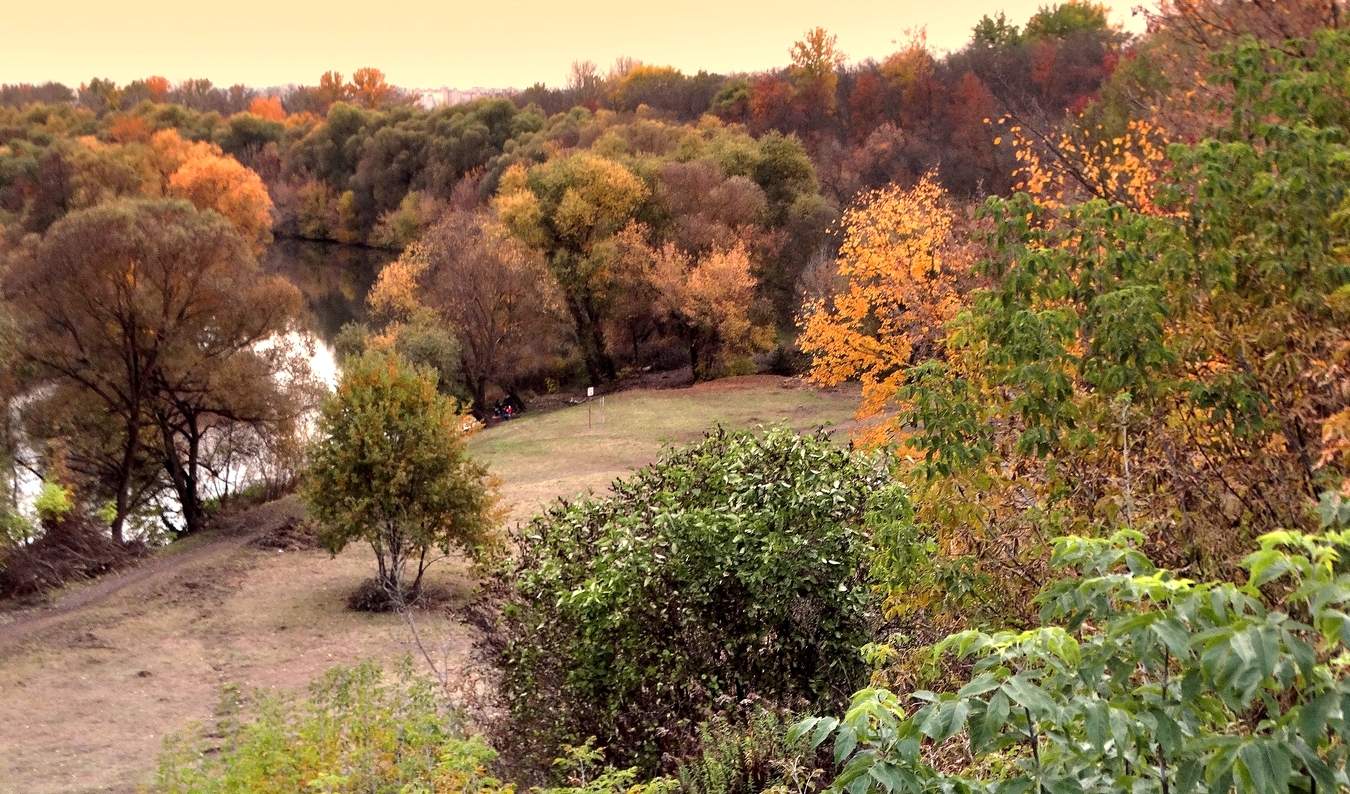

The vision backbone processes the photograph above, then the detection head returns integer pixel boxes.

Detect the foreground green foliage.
[156,661,511,794]
[502,426,896,771]
[797,527,1350,793]
[676,707,826,794]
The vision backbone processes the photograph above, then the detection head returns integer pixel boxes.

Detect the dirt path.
[0,522,264,651]
[0,496,478,794]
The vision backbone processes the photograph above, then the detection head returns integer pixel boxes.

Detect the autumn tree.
[494,154,649,382]
[348,67,397,109]
[971,12,1022,48]
[6,199,308,537]
[789,27,845,118]
[382,212,565,413]
[1023,0,1110,40]
[305,350,497,603]
[247,96,286,121]
[167,152,274,252]
[316,70,350,110]
[799,172,976,447]
[832,33,1350,640]
[649,241,772,379]
[566,60,604,108]
[143,75,171,101]
[365,211,563,412]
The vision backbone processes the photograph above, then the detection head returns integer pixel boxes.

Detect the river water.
[261,238,393,383]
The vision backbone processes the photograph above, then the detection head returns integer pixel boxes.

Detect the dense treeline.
[1,1,1122,246]
[0,1,1133,413]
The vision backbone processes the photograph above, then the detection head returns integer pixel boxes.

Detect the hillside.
[0,376,857,794]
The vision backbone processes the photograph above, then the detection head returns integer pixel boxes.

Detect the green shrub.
[501,426,897,772]
[796,525,1350,793]
[33,481,72,525]
[677,707,827,794]
[539,739,679,794]
[305,350,497,605]
[156,661,511,794]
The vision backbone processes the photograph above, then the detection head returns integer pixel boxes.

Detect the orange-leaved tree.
[247,96,287,121]
[168,153,274,253]
[798,172,977,447]
[649,240,772,379]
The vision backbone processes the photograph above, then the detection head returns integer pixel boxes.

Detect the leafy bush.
[676,707,827,794]
[32,481,73,525]
[796,526,1350,793]
[501,426,896,771]
[156,661,511,794]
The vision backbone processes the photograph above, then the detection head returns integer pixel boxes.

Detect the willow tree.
[7,198,307,537]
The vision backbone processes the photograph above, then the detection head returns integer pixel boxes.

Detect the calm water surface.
[261,238,394,386]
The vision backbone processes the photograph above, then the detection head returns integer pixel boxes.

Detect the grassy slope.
[0,375,858,794]
[473,375,861,522]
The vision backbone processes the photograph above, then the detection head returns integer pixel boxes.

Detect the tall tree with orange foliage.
[167,154,274,253]
[799,173,976,446]
[247,96,286,121]
[349,67,397,109]
[623,236,771,379]
[143,130,274,250]
[313,70,350,111]
[142,75,170,101]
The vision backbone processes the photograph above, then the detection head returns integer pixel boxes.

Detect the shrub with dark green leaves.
[501,426,898,773]
[796,524,1350,793]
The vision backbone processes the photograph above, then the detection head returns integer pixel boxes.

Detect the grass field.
[0,374,860,794]
[471,375,862,521]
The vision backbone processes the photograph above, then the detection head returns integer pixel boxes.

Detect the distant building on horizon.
[414,86,508,109]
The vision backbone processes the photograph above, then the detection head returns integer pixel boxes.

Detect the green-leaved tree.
[305,351,497,603]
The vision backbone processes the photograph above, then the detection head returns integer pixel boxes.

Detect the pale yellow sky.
[1,0,1148,90]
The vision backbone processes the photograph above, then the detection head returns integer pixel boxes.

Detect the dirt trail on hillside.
[0,496,478,794]
[0,519,264,651]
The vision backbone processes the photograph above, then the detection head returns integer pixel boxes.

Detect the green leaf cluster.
[797,528,1350,793]
[502,426,899,772]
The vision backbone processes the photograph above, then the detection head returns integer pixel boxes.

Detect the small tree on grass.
[305,351,497,605]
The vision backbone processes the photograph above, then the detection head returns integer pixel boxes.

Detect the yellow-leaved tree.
[798,172,976,446]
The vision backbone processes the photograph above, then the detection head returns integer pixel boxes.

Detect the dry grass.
[473,375,861,522]
[0,375,859,793]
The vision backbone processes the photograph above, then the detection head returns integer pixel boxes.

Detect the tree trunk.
[472,376,489,418]
[154,408,208,535]
[563,292,615,384]
[109,402,145,545]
